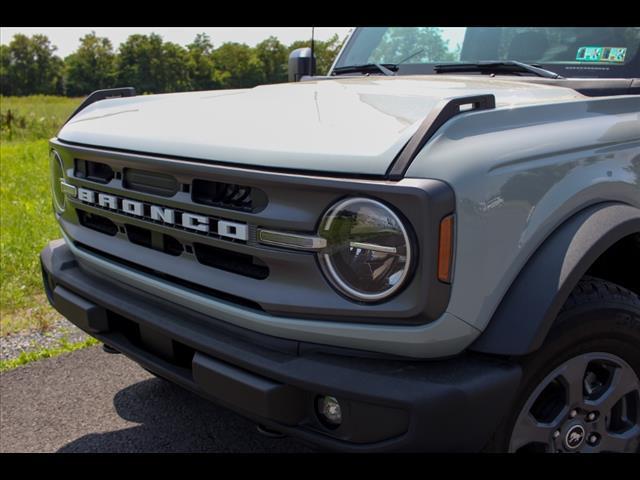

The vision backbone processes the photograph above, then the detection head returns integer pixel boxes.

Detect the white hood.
[58,75,584,175]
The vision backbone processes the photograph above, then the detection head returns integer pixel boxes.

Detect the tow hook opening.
[256,424,286,439]
[102,343,121,354]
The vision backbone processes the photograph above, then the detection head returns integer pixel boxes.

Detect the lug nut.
[586,412,598,421]
[569,409,578,418]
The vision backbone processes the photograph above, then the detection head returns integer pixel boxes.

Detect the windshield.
[334,27,640,78]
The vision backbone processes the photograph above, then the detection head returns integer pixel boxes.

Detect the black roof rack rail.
[64,87,136,125]
[386,94,495,180]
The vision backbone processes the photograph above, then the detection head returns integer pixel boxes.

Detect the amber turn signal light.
[437,215,454,283]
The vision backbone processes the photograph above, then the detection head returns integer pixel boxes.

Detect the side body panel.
[471,203,640,354]
[405,95,640,336]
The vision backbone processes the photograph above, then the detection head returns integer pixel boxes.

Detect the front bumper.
[41,238,521,452]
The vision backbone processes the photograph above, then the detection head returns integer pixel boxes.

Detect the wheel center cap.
[564,424,586,449]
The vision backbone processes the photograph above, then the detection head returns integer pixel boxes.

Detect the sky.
[0,27,353,58]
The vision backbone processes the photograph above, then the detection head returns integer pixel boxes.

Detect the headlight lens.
[50,150,66,212]
[318,197,413,302]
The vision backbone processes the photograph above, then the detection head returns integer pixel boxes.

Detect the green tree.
[0,44,11,95]
[369,28,456,64]
[159,41,191,92]
[1,34,63,95]
[255,36,288,84]
[211,42,264,89]
[186,33,217,91]
[117,34,192,93]
[64,32,117,96]
[116,33,165,94]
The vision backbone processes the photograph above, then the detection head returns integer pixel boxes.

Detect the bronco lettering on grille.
[76,187,248,241]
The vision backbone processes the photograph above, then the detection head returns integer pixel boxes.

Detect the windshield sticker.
[576,46,627,63]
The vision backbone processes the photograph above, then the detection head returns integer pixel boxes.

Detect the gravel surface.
[0,345,311,452]
[0,319,91,361]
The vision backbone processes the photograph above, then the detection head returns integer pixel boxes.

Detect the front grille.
[55,138,452,328]
[75,159,114,184]
[79,212,269,279]
[125,224,183,257]
[193,242,269,280]
[74,159,267,215]
[75,241,266,312]
[123,168,179,197]
[192,179,267,212]
[77,209,118,236]
[75,187,249,245]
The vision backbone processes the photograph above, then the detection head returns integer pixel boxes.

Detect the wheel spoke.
[510,412,555,451]
[599,425,640,453]
[558,356,589,408]
[586,365,639,413]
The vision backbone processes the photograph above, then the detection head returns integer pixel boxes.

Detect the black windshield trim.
[332,63,399,76]
[433,61,562,79]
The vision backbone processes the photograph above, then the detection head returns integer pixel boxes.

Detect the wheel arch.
[470,202,640,356]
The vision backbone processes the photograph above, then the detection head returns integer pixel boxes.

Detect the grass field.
[1,96,82,335]
[1,96,81,142]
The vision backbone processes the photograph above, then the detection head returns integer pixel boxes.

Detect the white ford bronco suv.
[41,27,640,452]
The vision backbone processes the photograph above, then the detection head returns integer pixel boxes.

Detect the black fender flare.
[470,202,640,356]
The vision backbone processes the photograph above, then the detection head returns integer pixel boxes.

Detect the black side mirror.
[288,48,316,82]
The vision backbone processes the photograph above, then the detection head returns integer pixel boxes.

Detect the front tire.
[489,277,640,453]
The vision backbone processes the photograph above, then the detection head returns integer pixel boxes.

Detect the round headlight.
[50,150,66,212]
[318,197,413,302]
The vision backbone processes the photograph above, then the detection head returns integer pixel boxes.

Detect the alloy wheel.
[509,352,640,453]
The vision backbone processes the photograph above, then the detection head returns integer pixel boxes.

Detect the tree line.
[0,32,344,97]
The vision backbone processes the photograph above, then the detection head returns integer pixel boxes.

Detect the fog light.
[317,395,342,427]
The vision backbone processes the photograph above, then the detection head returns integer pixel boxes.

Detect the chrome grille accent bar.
[258,229,326,251]
[60,180,77,197]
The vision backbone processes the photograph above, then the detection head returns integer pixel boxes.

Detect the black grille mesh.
[192,179,267,212]
[77,209,118,236]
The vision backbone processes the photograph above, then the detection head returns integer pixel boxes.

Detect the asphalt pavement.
[0,346,311,453]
